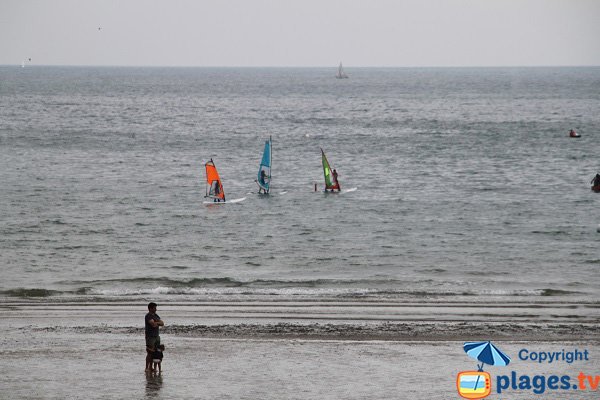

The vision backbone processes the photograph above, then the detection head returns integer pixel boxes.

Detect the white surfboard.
[321,187,357,194]
[203,197,246,205]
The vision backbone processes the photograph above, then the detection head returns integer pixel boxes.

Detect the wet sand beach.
[2,300,599,399]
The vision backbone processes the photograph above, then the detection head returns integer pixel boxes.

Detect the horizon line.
[4,64,600,69]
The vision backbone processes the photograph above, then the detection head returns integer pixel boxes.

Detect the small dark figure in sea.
[152,344,165,373]
[591,173,600,187]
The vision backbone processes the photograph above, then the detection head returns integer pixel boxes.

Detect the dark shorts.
[146,335,160,351]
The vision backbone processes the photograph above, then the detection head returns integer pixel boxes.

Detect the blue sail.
[257,136,272,193]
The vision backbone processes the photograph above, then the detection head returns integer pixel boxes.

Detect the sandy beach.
[2,299,599,399]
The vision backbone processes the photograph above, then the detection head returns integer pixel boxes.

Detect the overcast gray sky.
[1,0,599,67]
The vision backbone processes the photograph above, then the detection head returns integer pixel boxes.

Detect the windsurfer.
[260,170,266,185]
[332,169,340,191]
[259,169,267,193]
[213,181,223,202]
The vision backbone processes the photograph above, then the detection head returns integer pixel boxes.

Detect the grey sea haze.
[1,66,600,302]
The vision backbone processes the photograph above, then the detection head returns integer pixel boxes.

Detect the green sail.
[321,148,339,190]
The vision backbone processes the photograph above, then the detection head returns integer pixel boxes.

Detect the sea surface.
[1,66,600,305]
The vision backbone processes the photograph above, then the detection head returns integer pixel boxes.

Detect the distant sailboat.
[21,60,25,68]
[335,62,348,79]
[204,159,226,202]
[321,148,341,192]
[256,136,272,194]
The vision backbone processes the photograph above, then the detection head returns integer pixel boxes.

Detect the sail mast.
[269,136,272,186]
[321,148,331,189]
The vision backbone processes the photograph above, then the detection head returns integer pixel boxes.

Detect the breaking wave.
[0,279,585,300]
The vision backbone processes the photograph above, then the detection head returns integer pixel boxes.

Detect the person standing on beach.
[145,302,164,372]
[152,344,165,373]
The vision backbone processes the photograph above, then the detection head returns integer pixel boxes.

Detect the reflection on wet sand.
[145,372,163,398]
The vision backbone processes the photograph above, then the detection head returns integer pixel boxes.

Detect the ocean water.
[1,66,600,304]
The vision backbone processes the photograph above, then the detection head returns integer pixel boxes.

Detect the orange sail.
[205,159,225,202]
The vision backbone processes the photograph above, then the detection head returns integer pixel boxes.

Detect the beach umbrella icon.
[464,341,511,371]
[463,341,510,396]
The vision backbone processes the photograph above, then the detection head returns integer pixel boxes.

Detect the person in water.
[152,344,165,373]
[332,169,340,191]
[259,169,267,193]
[213,181,223,202]
[145,302,164,372]
[591,173,600,187]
